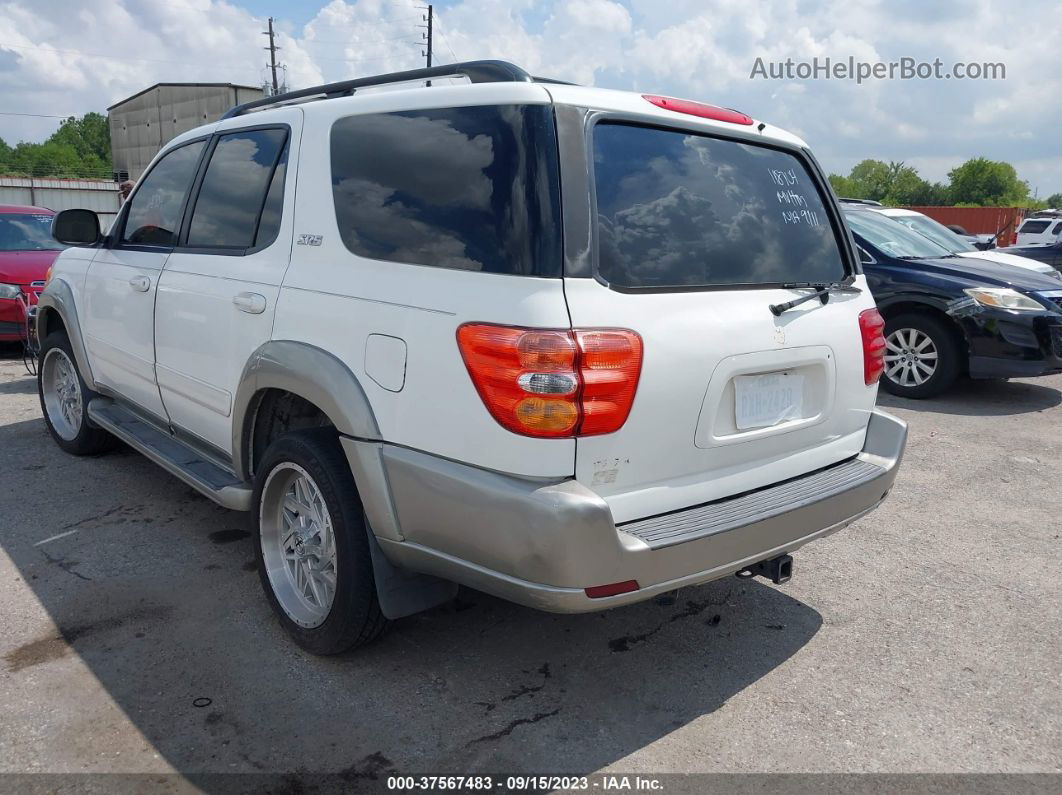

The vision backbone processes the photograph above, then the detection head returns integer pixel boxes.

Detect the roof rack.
[221,60,545,120]
[838,198,884,206]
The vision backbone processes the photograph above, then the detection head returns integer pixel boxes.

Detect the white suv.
[37,61,906,654]
[1014,214,1062,247]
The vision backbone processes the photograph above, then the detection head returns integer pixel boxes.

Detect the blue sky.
[1,0,1059,194]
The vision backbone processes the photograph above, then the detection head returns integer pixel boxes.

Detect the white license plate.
[734,371,804,430]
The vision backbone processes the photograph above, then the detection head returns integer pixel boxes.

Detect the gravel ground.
[0,344,1060,784]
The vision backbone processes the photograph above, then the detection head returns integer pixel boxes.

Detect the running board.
[87,398,252,511]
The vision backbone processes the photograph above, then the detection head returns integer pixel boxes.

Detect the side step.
[87,398,252,511]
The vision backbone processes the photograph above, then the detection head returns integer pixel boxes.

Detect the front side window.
[592,123,846,289]
[330,104,561,276]
[122,141,206,246]
[0,214,65,251]
[186,128,288,249]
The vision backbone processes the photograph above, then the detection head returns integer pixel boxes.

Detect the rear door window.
[185,128,288,250]
[330,104,561,276]
[122,141,206,246]
[592,123,846,289]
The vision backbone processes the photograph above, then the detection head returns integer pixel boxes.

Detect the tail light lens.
[859,308,886,385]
[457,323,643,438]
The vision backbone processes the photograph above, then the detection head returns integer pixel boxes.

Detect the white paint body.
[51,80,882,524]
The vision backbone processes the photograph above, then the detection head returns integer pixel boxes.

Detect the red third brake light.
[859,308,887,386]
[456,324,643,438]
[642,94,754,126]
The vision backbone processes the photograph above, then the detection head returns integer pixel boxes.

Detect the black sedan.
[845,207,1062,398]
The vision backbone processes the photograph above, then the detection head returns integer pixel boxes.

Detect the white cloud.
[0,0,1060,193]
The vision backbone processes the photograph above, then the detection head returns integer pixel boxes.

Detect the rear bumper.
[358,409,907,613]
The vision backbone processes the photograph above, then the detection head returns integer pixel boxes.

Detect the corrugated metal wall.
[0,177,119,229]
[109,84,264,180]
[907,206,1027,245]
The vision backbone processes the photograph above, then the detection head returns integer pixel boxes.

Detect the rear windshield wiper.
[769,281,863,316]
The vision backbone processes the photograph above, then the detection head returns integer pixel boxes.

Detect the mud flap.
[366,526,458,619]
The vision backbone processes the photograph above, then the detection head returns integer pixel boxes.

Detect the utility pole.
[263,17,280,95]
[418,4,434,84]
[426,4,433,69]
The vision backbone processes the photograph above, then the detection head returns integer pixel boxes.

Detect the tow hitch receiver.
[737,554,793,585]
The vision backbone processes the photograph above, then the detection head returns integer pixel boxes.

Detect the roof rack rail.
[838,198,884,206]
[221,60,538,120]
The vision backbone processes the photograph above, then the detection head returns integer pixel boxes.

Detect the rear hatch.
[565,119,879,524]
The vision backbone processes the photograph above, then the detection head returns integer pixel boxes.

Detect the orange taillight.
[456,323,643,438]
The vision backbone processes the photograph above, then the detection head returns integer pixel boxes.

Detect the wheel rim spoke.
[259,464,339,628]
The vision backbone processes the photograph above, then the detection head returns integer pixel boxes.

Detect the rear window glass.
[592,123,846,289]
[1019,220,1050,234]
[330,104,561,276]
[1051,222,1062,236]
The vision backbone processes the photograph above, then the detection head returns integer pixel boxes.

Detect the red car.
[0,204,66,343]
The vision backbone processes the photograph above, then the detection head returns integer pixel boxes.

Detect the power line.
[0,112,78,119]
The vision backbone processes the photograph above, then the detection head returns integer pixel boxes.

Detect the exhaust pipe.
[736,554,793,585]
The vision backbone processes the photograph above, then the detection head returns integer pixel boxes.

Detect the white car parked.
[36,61,906,654]
[870,207,1061,280]
[1013,214,1062,247]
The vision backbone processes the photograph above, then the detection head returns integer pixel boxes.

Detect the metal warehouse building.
[108,83,264,180]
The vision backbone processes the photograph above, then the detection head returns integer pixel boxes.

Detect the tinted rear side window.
[1020,220,1050,234]
[330,104,561,276]
[186,128,288,249]
[1051,222,1062,236]
[592,123,846,289]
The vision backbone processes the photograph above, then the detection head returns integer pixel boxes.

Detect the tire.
[880,312,962,399]
[252,428,388,655]
[37,330,116,455]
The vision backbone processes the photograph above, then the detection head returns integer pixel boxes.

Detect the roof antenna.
[757,122,766,133]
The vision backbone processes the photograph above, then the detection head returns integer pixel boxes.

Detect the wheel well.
[248,389,334,478]
[39,307,66,339]
[877,301,969,368]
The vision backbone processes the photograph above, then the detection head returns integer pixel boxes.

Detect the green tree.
[0,112,112,179]
[947,157,1030,206]
[1044,192,1062,208]
[50,112,111,164]
[829,159,943,206]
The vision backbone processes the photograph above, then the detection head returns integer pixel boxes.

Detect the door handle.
[233,292,267,314]
[128,275,151,292]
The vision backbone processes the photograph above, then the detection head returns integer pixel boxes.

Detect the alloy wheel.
[884,327,939,388]
[41,347,83,440]
[259,463,338,628]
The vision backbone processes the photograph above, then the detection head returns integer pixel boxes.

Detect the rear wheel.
[253,428,388,654]
[37,331,115,455]
[880,313,962,399]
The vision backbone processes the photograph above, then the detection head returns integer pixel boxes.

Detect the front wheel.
[879,313,962,399]
[38,330,115,455]
[253,428,388,655]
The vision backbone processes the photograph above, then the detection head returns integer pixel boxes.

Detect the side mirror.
[52,209,102,246]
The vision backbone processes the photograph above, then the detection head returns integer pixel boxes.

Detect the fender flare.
[231,340,381,481]
[36,279,97,390]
